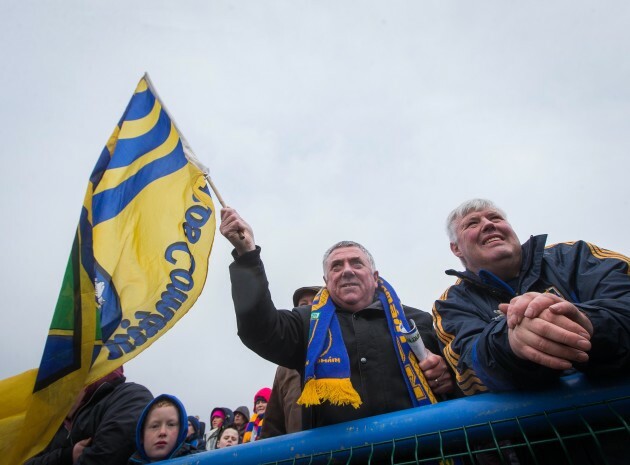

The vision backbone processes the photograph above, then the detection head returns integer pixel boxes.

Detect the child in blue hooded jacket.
[128,394,199,463]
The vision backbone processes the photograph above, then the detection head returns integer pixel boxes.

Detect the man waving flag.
[0,74,216,463]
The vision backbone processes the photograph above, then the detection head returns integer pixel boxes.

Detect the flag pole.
[204,174,245,240]
[204,174,227,209]
[142,72,244,240]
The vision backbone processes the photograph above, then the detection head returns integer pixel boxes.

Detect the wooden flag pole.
[205,175,227,209]
[205,174,245,240]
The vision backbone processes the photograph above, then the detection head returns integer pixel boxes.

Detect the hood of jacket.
[134,394,188,462]
[234,405,250,423]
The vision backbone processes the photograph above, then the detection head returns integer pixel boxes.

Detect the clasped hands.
[499,292,594,370]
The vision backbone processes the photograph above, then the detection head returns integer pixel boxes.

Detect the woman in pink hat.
[204,407,232,450]
[242,387,271,443]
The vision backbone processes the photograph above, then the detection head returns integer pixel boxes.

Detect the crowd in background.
[188,386,273,452]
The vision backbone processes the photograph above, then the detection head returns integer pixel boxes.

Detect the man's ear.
[373,270,379,283]
[450,242,463,259]
[323,275,327,285]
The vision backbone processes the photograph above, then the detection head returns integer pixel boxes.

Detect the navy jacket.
[433,235,630,395]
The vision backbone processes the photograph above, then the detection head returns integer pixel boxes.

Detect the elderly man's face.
[450,208,522,279]
[324,246,378,312]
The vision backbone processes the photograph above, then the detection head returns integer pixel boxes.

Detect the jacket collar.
[445,234,548,298]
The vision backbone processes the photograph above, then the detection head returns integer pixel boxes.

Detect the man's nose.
[341,262,354,276]
[480,217,495,231]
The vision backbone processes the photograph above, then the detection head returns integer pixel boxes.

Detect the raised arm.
[219,207,256,256]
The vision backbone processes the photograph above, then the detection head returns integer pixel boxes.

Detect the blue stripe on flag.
[94,262,123,342]
[90,146,114,187]
[108,110,172,169]
[36,336,78,383]
[124,88,156,121]
[92,140,188,225]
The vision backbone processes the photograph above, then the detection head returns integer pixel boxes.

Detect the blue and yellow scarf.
[242,413,263,443]
[297,277,436,409]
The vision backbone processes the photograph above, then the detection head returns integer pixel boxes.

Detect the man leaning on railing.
[434,198,630,464]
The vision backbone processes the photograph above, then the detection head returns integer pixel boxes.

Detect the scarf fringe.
[297,378,362,409]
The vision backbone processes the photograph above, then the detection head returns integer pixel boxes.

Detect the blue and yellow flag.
[0,74,216,463]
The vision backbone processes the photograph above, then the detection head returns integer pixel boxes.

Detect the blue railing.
[168,373,630,464]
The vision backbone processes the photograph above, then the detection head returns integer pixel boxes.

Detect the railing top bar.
[166,373,630,465]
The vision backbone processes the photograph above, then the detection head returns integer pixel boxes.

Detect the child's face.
[143,405,180,460]
[217,428,239,448]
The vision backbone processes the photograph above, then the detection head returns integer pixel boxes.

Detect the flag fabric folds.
[0,74,216,463]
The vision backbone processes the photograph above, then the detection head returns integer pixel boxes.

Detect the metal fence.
[168,373,630,465]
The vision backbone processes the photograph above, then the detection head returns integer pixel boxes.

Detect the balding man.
[220,207,453,430]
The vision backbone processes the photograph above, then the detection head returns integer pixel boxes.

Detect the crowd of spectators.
[26,198,630,464]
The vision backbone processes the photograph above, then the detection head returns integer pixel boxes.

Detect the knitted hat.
[211,408,226,420]
[253,387,272,405]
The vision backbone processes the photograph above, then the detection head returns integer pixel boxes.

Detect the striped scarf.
[242,413,263,443]
[297,277,436,408]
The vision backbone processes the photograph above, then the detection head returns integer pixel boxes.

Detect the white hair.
[446,199,507,243]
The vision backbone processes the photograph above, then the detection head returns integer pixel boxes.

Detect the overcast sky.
[1,1,629,423]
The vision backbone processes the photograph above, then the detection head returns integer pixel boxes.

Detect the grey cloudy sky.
[1,1,629,422]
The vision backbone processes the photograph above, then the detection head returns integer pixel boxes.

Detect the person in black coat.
[26,367,153,465]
